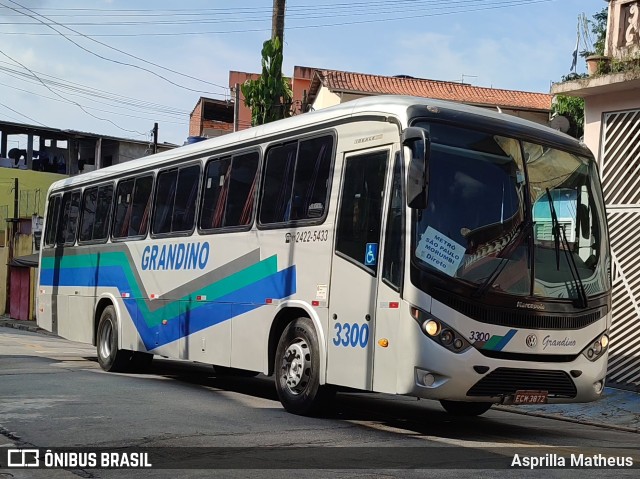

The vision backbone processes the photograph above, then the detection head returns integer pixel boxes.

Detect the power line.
[0,101,47,126]
[0,0,549,15]
[0,47,148,136]
[0,0,556,37]
[1,0,552,26]
[0,80,188,125]
[2,0,230,95]
[0,61,192,116]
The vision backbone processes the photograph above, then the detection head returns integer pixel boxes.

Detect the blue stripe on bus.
[40,264,296,350]
[129,266,296,349]
[493,329,517,351]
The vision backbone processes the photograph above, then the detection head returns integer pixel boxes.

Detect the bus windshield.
[412,122,610,301]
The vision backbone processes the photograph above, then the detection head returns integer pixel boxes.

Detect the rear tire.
[96,306,130,372]
[440,400,492,416]
[274,317,332,415]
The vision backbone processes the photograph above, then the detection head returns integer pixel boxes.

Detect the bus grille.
[467,368,577,398]
[434,291,606,330]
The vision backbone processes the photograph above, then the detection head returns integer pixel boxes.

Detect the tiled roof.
[308,70,552,111]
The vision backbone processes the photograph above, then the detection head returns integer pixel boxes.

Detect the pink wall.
[584,89,640,162]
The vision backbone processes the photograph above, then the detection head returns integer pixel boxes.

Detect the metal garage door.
[600,108,640,391]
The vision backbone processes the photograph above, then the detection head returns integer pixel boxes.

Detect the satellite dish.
[550,115,570,133]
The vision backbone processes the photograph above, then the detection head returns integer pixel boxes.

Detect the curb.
[0,319,55,336]
[493,405,639,434]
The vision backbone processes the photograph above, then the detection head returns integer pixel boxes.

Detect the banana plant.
[241,37,293,126]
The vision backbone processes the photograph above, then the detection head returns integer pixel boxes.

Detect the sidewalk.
[0,317,51,335]
[1,317,638,433]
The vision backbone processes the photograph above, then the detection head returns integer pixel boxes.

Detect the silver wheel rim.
[280,338,311,395]
[99,320,113,359]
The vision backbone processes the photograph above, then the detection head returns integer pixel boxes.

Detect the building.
[188,97,234,139]
[0,120,176,176]
[0,168,66,318]
[0,121,177,319]
[305,69,552,126]
[551,0,640,391]
[190,66,553,136]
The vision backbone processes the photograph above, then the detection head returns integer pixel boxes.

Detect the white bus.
[37,96,611,416]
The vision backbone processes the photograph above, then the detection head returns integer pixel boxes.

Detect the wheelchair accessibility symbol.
[365,243,378,266]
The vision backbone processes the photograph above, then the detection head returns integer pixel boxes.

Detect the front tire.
[274,317,331,415]
[440,400,493,416]
[96,305,130,372]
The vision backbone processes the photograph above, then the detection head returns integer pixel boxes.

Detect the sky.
[0,0,606,149]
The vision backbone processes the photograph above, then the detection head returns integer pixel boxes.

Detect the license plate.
[514,390,548,404]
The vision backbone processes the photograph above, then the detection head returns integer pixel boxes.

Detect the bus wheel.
[275,317,329,415]
[96,306,129,372]
[440,400,493,416]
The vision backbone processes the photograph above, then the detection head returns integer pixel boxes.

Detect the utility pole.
[14,177,19,220]
[6,178,18,314]
[233,84,240,132]
[152,122,158,154]
[272,0,285,43]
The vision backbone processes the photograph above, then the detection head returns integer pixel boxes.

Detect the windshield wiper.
[473,217,532,298]
[546,188,588,308]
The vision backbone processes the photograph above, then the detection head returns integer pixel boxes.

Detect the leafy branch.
[241,37,293,127]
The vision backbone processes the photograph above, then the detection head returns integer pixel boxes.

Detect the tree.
[240,37,293,127]
[552,73,587,139]
[553,7,608,139]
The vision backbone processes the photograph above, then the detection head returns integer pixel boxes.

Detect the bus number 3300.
[333,322,370,348]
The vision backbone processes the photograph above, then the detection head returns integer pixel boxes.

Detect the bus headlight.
[582,332,609,362]
[423,320,441,336]
[410,306,471,354]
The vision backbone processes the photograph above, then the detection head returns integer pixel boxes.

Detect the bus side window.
[79,187,98,242]
[382,154,404,289]
[44,195,61,247]
[291,136,333,221]
[336,150,388,271]
[112,176,152,239]
[225,152,259,227]
[260,142,297,225]
[259,134,334,226]
[79,184,114,243]
[93,185,114,240]
[153,169,177,235]
[153,165,200,235]
[200,152,259,231]
[56,190,81,246]
[112,179,135,239]
[200,157,232,229]
[129,176,153,236]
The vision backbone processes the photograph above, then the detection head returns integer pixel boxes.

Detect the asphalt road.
[0,328,638,478]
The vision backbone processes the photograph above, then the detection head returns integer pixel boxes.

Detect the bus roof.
[47,95,588,193]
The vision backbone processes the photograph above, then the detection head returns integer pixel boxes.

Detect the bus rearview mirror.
[402,127,430,210]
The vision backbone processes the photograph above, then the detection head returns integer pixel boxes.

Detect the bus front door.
[328,149,389,390]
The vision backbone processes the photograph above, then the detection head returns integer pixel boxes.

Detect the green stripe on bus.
[482,335,503,350]
[40,252,278,328]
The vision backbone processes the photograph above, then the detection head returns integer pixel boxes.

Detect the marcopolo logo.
[516,301,545,311]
